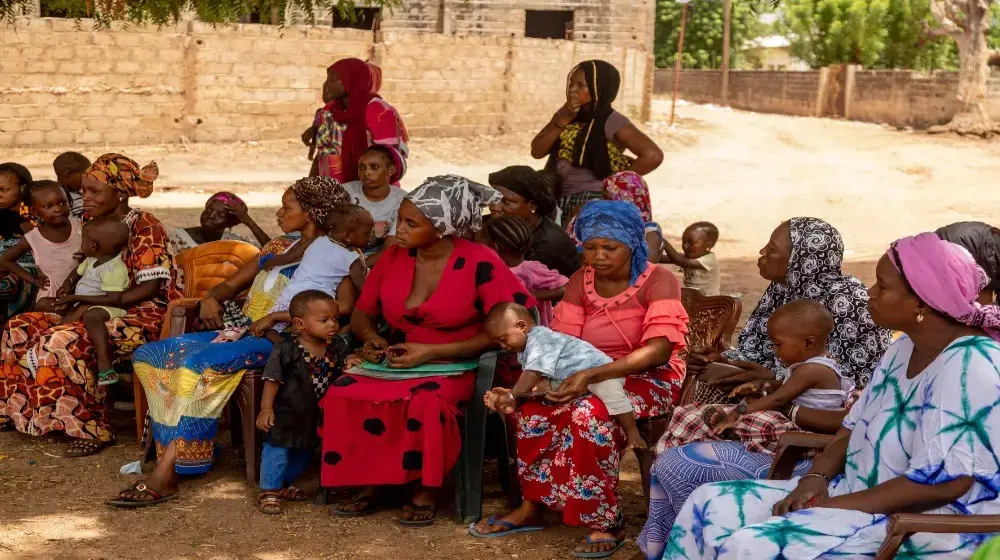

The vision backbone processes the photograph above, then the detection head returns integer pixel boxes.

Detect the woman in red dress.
[474,200,689,558]
[321,175,535,526]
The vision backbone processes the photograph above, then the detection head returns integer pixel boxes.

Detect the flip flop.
[571,535,626,558]
[278,485,309,502]
[64,439,113,458]
[395,503,436,527]
[467,515,544,538]
[105,482,178,509]
[97,370,119,387]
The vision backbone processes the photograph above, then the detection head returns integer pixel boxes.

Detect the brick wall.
[0,18,650,148]
[654,66,1000,129]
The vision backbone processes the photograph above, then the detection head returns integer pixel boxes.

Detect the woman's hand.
[686,346,723,375]
[773,475,830,516]
[223,200,251,226]
[553,99,581,129]
[250,315,277,338]
[199,297,225,331]
[705,360,777,386]
[545,369,594,404]
[358,337,389,363]
[385,342,437,369]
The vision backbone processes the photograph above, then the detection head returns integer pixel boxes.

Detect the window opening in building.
[525,10,573,40]
[332,7,381,31]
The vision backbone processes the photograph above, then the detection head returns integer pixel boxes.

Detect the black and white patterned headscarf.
[405,175,501,239]
[728,217,890,387]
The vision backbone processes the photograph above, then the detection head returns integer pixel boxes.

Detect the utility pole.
[670,0,689,126]
[721,0,731,104]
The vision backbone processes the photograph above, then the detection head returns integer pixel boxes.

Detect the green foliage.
[655,0,770,69]
[782,0,1000,71]
[0,0,398,26]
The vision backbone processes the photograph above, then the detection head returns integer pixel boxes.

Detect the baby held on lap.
[483,302,647,450]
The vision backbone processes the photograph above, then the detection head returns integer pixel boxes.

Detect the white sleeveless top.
[787,355,855,410]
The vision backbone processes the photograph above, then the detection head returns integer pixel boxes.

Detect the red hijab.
[329,58,379,182]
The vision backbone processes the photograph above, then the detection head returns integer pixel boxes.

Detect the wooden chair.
[634,288,743,506]
[768,432,1000,560]
[131,240,261,444]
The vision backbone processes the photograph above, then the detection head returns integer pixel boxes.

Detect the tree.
[655,0,768,69]
[0,0,398,26]
[927,0,1000,135]
[782,0,890,67]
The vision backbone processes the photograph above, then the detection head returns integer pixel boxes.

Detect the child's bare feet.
[625,429,648,451]
[484,388,517,414]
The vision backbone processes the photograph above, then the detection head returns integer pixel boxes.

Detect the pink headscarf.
[890,232,1000,341]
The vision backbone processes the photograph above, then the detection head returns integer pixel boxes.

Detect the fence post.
[843,65,858,119]
[815,66,829,117]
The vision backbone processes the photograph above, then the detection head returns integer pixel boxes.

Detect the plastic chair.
[131,240,260,444]
[767,432,1000,560]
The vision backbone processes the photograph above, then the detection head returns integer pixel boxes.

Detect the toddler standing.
[662,221,720,296]
[55,217,131,386]
[484,302,647,450]
[485,216,567,326]
[0,181,81,312]
[256,290,349,514]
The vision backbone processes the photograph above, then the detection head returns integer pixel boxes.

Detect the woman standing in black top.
[488,165,580,278]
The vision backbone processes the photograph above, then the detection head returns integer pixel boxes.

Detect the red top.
[356,238,537,345]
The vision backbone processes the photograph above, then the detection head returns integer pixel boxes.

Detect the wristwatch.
[736,399,748,415]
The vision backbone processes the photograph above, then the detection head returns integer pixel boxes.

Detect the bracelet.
[789,404,800,425]
[800,472,829,484]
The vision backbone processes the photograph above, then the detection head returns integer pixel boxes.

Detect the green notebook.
[348,360,478,380]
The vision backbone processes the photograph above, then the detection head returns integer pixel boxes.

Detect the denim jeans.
[259,438,312,491]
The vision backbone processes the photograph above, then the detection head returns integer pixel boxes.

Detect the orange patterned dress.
[0,209,179,442]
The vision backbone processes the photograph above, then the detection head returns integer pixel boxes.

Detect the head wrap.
[288,177,349,225]
[328,58,380,183]
[365,144,406,185]
[733,217,889,387]
[936,221,1000,300]
[84,153,158,198]
[405,175,500,239]
[890,233,1000,341]
[487,166,556,216]
[573,200,648,285]
[563,60,621,180]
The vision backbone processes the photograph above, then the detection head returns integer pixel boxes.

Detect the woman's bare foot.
[472,500,542,535]
[115,471,179,503]
[334,486,377,515]
[574,530,623,556]
[397,487,437,525]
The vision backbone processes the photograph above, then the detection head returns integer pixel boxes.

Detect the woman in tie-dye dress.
[655,232,1000,559]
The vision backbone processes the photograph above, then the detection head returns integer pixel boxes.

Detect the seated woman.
[936,221,999,304]
[488,165,580,277]
[654,233,1000,560]
[638,218,1000,556]
[688,217,890,399]
[167,191,270,255]
[106,177,341,508]
[0,154,179,456]
[321,175,534,526]
[473,201,690,558]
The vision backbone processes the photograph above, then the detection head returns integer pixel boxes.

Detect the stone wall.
[654,66,1000,128]
[0,17,651,148]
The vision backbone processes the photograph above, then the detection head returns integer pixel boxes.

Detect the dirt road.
[1,99,997,560]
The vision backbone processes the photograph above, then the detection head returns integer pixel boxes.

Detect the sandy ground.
[2,98,998,559]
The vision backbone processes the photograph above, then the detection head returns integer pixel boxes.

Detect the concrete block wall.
[1,18,651,148]
[654,66,1000,129]
[0,18,186,147]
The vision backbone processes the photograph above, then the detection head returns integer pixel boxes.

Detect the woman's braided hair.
[487,215,532,257]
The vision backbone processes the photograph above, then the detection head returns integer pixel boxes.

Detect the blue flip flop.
[467,515,544,538]
[571,535,626,558]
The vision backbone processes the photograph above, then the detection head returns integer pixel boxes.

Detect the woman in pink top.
[473,201,689,558]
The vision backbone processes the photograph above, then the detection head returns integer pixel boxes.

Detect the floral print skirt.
[515,373,677,531]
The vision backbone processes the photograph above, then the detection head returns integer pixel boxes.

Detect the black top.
[262,337,349,449]
[0,209,23,241]
[528,216,581,278]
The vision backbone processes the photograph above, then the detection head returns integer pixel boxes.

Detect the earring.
[917,312,924,323]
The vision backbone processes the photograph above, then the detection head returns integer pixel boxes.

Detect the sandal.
[105,482,177,509]
[331,490,382,517]
[278,485,309,502]
[64,438,113,458]
[395,502,436,527]
[468,515,544,538]
[97,369,119,387]
[572,535,626,558]
[258,491,282,514]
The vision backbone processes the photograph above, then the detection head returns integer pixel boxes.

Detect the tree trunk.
[933,0,999,136]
